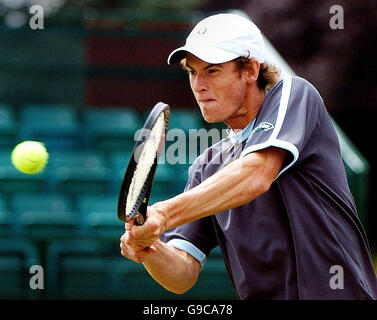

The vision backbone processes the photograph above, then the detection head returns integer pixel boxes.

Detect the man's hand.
[120,220,156,263]
[127,204,167,248]
[119,205,167,263]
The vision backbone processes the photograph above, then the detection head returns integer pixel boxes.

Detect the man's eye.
[208,69,219,74]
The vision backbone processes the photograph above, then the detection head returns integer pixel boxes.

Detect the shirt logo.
[197,26,207,35]
[255,122,274,132]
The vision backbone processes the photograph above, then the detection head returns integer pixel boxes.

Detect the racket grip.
[134,213,145,225]
[135,197,148,225]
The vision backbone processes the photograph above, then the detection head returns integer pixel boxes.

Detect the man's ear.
[245,59,260,84]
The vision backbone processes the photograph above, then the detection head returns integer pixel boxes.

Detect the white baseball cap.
[167,13,265,65]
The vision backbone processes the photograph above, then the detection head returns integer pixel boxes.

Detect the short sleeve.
[241,76,323,178]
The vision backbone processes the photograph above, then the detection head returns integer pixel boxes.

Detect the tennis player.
[120,13,377,299]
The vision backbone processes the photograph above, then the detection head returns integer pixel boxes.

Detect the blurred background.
[0,0,375,300]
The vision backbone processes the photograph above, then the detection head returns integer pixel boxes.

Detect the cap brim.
[167,47,187,65]
[167,44,239,65]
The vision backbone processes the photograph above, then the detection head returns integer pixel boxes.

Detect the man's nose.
[192,74,207,93]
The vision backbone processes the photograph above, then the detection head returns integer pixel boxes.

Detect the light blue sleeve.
[167,239,207,269]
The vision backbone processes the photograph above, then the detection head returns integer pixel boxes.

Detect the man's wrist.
[151,200,170,233]
[152,192,189,232]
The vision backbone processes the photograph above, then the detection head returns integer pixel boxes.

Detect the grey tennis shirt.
[161,76,377,299]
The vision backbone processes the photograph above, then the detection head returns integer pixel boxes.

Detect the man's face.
[185,53,249,126]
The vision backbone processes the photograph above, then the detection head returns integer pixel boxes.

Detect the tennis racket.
[117,102,170,225]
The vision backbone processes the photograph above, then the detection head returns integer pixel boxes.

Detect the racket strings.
[126,112,167,217]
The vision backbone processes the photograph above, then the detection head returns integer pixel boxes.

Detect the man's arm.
[120,234,201,294]
[163,146,287,229]
[121,147,287,294]
[143,240,201,294]
[129,147,287,248]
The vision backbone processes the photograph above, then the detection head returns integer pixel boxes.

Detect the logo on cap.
[197,26,207,35]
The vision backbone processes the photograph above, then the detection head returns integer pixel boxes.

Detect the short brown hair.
[234,57,280,91]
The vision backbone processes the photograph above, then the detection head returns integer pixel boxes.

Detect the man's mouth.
[199,98,216,103]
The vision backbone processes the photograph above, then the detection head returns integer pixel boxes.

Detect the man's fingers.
[122,207,163,250]
[120,242,151,263]
[132,218,160,239]
[125,218,135,230]
[121,231,151,253]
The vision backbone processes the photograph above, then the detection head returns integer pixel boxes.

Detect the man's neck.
[225,86,266,131]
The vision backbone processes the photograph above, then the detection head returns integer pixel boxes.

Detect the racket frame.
[117,102,170,224]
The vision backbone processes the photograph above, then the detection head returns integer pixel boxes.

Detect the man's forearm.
[153,148,286,232]
[142,240,201,294]
[156,153,268,230]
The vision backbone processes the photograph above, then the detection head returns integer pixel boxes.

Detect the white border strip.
[241,76,298,178]
[271,76,292,140]
[242,139,299,179]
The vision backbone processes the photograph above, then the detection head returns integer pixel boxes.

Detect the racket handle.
[135,197,148,225]
[134,212,145,225]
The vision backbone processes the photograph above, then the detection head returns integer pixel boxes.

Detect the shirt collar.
[227,118,256,144]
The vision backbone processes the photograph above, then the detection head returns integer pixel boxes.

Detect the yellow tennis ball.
[11,141,49,174]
